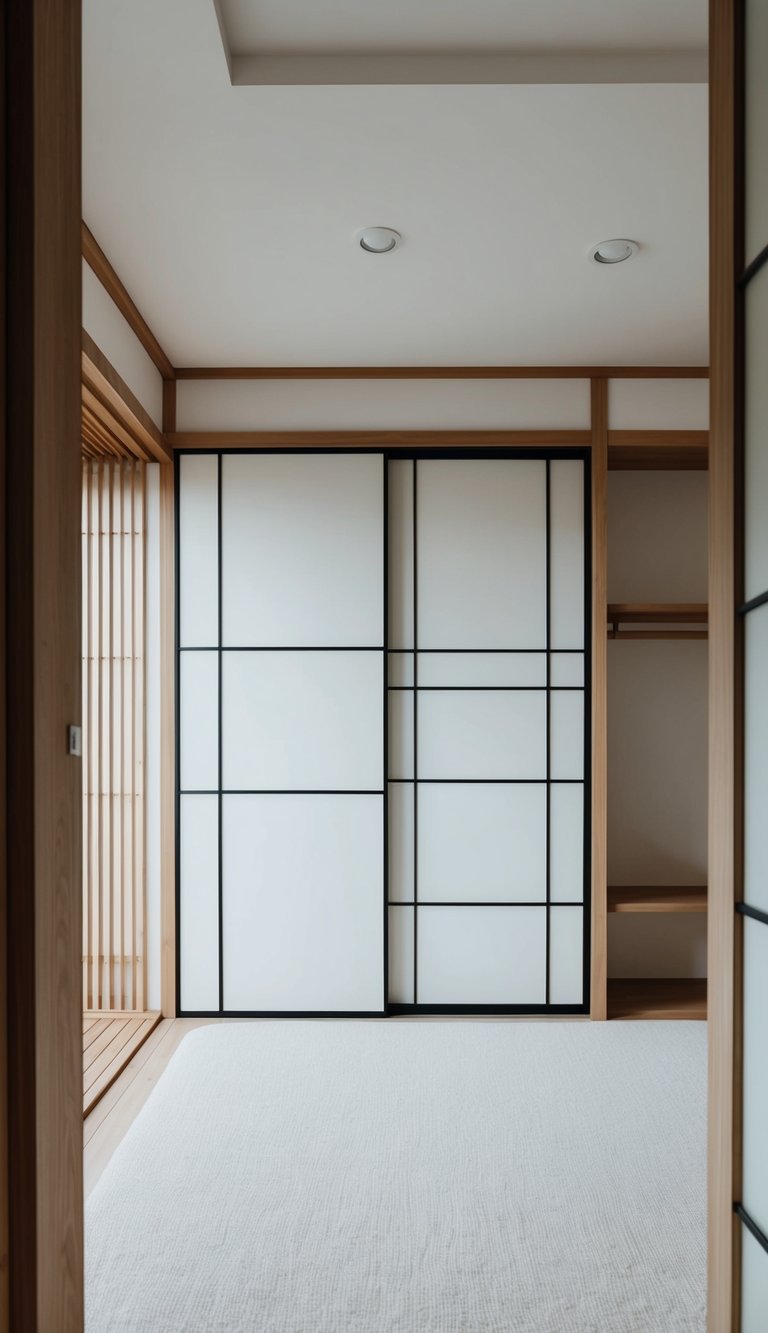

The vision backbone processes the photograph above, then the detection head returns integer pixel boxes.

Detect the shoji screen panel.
[177,453,385,1015]
[387,456,588,1012]
[82,458,147,1011]
[739,0,768,1318]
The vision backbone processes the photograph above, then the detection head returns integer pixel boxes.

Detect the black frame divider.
[176,446,591,1018]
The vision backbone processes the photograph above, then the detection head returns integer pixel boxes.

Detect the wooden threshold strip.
[608,886,708,913]
[82,1011,161,1117]
[607,978,707,1021]
[607,602,708,639]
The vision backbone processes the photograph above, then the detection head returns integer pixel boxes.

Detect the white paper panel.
[745,0,768,265]
[388,689,414,780]
[388,783,415,902]
[388,906,415,1003]
[745,603,768,914]
[418,690,546,779]
[179,796,219,1011]
[550,784,584,902]
[417,907,546,1004]
[388,652,414,687]
[550,653,584,687]
[221,454,383,646]
[417,460,546,649]
[222,651,383,791]
[742,1225,768,1333]
[608,379,709,430]
[222,795,383,1011]
[549,907,584,1004]
[418,784,546,902]
[178,454,218,647]
[743,917,768,1237]
[417,652,546,687]
[550,690,584,780]
[550,460,585,650]
[745,266,768,603]
[388,460,414,650]
[179,652,218,791]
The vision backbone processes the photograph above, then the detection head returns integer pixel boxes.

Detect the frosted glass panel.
[745,0,768,265]
[388,652,414,687]
[179,796,219,1011]
[417,460,546,648]
[418,652,546,687]
[550,653,584,687]
[418,690,546,779]
[417,907,546,1004]
[743,917,768,1236]
[388,689,414,780]
[388,906,414,1003]
[550,460,585,649]
[550,690,584,780]
[222,795,383,1011]
[388,461,414,650]
[550,785,584,902]
[221,454,383,647]
[745,603,768,914]
[388,783,415,902]
[741,1226,768,1333]
[418,784,546,902]
[745,267,768,602]
[179,652,218,791]
[179,455,218,647]
[222,651,383,791]
[549,907,584,1004]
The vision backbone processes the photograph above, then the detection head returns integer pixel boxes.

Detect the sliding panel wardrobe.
[177,449,589,1016]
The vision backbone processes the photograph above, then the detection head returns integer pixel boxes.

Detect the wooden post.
[590,378,608,1020]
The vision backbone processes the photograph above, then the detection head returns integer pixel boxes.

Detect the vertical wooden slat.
[708,0,740,1327]
[160,462,176,1016]
[137,463,147,1009]
[590,378,609,1020]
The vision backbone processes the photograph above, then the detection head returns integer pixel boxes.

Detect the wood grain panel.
[5,3,84,1324]
[82,329,170,462]
[590,379,608,1020]
[82,459,147,1013]
[168,429,591,450]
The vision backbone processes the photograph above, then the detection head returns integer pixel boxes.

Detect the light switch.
[68,724,82,757]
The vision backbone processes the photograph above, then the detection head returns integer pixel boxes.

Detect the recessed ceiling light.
[358,227,400,254]
[591,238,639,264]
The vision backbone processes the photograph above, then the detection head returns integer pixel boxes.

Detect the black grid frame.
[175,446,591,1019]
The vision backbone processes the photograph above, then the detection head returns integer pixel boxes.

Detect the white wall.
[82,259,164,427]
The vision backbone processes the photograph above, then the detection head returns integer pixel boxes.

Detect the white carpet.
[86,1021,706,1332]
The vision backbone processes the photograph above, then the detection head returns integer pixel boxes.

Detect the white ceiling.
[82,0,708,367]
[219,0,706,56]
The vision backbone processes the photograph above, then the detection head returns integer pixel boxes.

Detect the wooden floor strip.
[83,1010,161,1117]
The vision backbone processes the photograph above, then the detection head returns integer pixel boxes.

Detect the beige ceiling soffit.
[81,222,175,382]
[229,50,707,87]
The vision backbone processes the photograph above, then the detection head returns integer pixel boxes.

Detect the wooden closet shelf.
[608,885,707,913]
[607,603,708,639]
[607,978,707,1021]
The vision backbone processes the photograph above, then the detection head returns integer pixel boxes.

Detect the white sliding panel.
[178,452,385,1014]
[387,456,587,1010]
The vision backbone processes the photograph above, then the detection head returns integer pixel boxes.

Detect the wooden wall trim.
[81,330,170,462]
[168,429,592,451]
[81,222,175,381]
[708,0,740,1328]
[173,364,710,381]
[5,2,84,1325]
[590,379,609,1021]
[159,463,176,1017]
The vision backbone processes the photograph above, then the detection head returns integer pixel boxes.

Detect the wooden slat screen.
[82,458,147,1011]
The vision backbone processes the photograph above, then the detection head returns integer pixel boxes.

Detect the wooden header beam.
[81,222,175,381]
[174,364,709,381]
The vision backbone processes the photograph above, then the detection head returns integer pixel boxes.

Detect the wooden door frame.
[2,1,84,1327]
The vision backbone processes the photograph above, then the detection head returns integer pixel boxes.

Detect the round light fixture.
[591,238,638,264]
[358,227,400,254]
